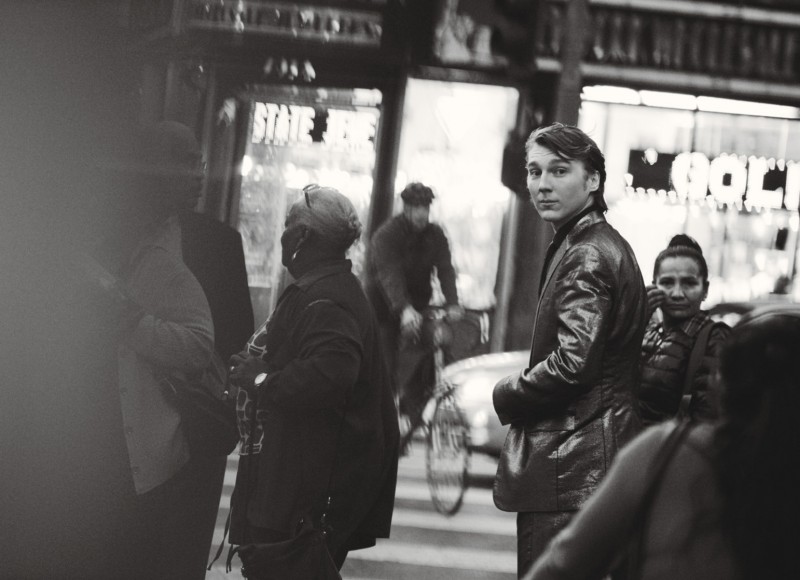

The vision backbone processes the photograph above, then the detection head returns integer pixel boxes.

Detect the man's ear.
[587,172,600,193]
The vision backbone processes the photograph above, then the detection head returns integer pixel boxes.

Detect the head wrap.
[294,184,362,252]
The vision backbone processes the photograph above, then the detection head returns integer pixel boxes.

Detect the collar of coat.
[562,207,605,242]
[539,209,607,296]
[291,258,353,291]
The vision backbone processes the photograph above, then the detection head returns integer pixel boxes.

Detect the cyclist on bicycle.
[364,182,464,438]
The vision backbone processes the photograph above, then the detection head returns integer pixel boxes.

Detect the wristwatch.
[254,372,268,389]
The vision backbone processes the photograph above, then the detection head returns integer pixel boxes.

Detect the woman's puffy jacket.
[638,311,730,425]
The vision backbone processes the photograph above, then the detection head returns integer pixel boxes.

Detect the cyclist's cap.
[400,182,435,206]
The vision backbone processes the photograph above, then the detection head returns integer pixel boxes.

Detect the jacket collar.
[540,210,606,297]
[565,209,605,245]
[292,258,352,291]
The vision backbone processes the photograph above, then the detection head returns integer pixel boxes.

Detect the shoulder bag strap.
[678,321,714,417]
[625,420,692,579]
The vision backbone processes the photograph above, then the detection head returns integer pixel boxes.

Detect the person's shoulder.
[576,219,640,267]
[302,273,367,319]
[697,311,731,337]
[616,421,681,465]
[425,221,448,237]
[371,214,404,239]
[703,318,731,353]
[709,320,731,338]
[562,231,610,265]
[578,217,627,245]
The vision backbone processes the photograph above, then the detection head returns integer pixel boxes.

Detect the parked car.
[442,349,528,458]
[443,298,800,462]
[708,297,799,327]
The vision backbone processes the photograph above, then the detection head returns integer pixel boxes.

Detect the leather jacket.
[494,211,647,512]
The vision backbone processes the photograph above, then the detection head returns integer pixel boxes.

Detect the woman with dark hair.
[638,234,730,424]
[524,307,800,579]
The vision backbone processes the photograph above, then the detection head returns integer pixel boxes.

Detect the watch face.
[254,372,268,387]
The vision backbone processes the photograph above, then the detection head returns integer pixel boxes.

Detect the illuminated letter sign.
[252,102,316,145]
[323,109,377,151]
[708,154,747,205]
[251,102,377,151]
[671,152,710,201]
[630,149,800,210]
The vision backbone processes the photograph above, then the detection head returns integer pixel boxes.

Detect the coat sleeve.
[260,299,363,410]
[494,243,614,424]
[126,247,214,374]
[433,225,459,306]
[371,223,412,315]
[525,425,671,580]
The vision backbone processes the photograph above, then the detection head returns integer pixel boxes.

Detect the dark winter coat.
[638,312,730,425]
[364,213,459,323]
[493,210,647,512]
[229,259,399,553]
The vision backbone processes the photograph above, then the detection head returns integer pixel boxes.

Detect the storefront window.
[394,78,519,310]
[579,88,800,304]
[237,86,381,325]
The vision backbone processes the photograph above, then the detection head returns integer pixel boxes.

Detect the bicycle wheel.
[426,390,470,516]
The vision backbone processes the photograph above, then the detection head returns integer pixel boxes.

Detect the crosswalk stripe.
[218,475,499,509]
[391,509,514,535]
[346,541,516,573]
[394,478,495,504]
[213,504,514,541]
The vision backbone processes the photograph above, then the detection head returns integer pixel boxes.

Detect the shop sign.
[186,1,382,47]
[628,149,800,211]
[251,101,377,151]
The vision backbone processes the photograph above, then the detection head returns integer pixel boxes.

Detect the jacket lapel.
[540,241,568,299]
[533,210,605,328]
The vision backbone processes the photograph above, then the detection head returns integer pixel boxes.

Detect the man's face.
[526,143,599,229]
[152,151,204,213]
[143,129,205,214]
[403,203,430,232]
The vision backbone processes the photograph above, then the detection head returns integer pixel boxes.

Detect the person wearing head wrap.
[638,234,731,425]
[363,182,463,438]
[227,185,399,573]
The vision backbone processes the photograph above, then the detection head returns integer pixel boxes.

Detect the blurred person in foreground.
[638,234,730,426]
[525,307,800,579]
[227,185,399,574]
[149,121,255,577]
[492,123,648,578]
[88,121,228,579]
[47,121,219,579]
[364,182,463,436]
[0,5,217,578]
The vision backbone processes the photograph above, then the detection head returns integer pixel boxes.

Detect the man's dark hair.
[526,123,607,211]
[400,182,435,206]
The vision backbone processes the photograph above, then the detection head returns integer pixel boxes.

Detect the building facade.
[128,0,800,351]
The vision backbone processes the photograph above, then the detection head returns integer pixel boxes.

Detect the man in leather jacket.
[493,123,647,578]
